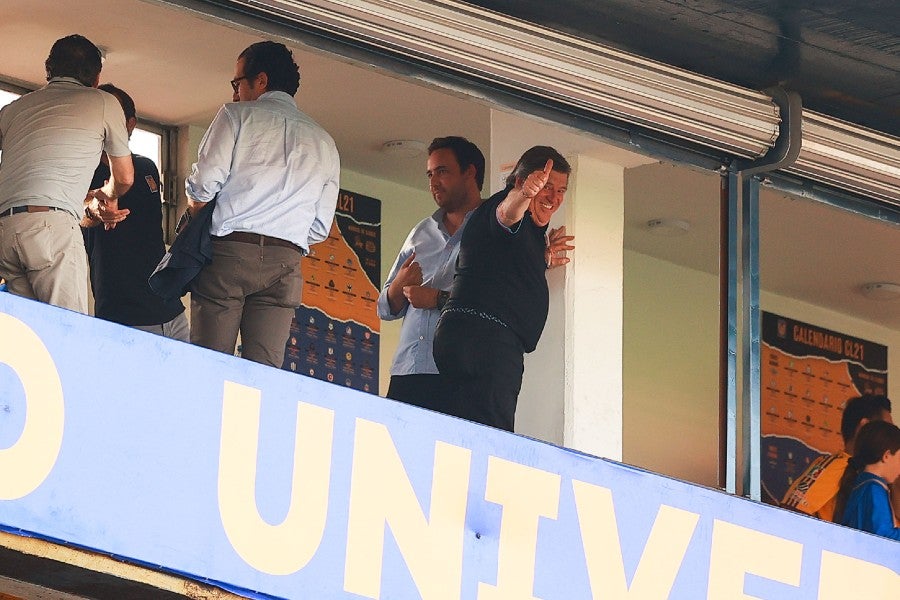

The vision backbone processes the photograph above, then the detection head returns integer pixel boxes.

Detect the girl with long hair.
[834,419,900,540]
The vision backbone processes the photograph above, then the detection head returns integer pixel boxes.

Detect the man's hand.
[498,159,554,227]
[403,285,439,309]
[521,159,554,198]
[545,225,575,269]
[387,252,423,314]
[395,252,423,288]
[187,197,209,218]
[86,191,130,230]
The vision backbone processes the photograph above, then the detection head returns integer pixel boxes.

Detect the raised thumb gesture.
[521,159,554,198]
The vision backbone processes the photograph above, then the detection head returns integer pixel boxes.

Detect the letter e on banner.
[0,314,65,500]
[707,520,802,599]
[817,551,900,599]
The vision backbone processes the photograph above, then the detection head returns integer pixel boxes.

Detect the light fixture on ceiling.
[646,218,691,236]
[859,282,900,301]
[381,139,427,158]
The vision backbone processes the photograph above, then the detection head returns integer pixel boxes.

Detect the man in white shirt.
[186,41,340,367]
[0,34,133,313]
[378,136,485,414]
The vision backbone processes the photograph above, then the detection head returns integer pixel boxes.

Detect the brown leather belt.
[212,231,302,254]
[0,205,65,218]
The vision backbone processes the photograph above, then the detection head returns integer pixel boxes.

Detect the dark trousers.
[433,311,524,432]
[387,373,456,416]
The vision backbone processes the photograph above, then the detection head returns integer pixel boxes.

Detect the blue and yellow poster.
[282,190,380,394]
[761,311,888,505]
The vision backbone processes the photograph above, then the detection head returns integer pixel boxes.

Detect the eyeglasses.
[230,75,249,93]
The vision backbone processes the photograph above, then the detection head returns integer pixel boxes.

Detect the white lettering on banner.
[0,314,64,500]
[2,307,899,599]
[707,520,802,599]
[817,551,900,599]
[218,381,334,575]
[478,457,561,600]
[344,418,471,599]
[572,480,699,598]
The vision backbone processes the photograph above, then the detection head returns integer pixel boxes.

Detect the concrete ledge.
[0,532,243,600]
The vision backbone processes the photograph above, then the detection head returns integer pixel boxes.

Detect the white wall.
[623,251,720,486]
[623,250,900,488]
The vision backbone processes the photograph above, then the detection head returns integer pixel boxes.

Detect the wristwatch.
[84,204,99,222]
[436,289,450,310]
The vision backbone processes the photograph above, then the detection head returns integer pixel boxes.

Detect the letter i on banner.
[478,456,561,600]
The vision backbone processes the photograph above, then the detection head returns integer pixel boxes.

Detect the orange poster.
[281,190,380,394]
[761,311,888,504]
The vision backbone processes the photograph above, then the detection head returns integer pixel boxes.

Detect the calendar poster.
[761,311,887,504]
[281,190,380,394]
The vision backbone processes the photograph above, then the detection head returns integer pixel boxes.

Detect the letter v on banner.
[218,381,335,575]
[573,480,699,599]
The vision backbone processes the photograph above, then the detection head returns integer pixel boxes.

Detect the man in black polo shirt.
[433,146,575,431]
[83,84,188,340]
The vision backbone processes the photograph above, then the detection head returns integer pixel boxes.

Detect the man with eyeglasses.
[0,34,134,313]
[185,41,340,367]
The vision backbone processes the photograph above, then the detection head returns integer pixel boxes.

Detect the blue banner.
[0,294,897,599]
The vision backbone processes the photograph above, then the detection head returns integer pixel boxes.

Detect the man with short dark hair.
[781,393,893,521]
[0,34,134,313]
[83,84,188,340]
[378,136,485,414]
[186,41,340,367]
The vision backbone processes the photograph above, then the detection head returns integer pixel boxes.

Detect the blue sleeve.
[377,223,421,320]
[859,483,900,541]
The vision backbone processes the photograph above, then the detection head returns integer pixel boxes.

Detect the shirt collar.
[431,206,480,237]
[257,90,297,106]
[47,76,89,87]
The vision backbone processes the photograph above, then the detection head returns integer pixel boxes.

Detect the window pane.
[0,89,18,107]
[0,90,21,161]
[130,127,162,172]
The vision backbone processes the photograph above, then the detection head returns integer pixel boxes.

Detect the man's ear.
[92,73,101,88]
[125,116,138,137]
[256,71,269,93]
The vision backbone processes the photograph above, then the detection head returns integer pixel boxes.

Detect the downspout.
[719,87,802,498]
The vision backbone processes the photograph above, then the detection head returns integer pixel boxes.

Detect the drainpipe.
[719,87,802,499]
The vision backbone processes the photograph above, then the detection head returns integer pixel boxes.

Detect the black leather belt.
[212,231,302,254]
[0,205,65,218]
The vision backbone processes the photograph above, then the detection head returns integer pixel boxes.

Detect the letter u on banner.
[0,314,65,500]
[218,381,335,575]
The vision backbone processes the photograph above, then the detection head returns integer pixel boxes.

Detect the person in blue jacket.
[835,419,900,541]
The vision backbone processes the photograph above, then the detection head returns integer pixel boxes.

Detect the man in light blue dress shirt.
[186,41,340,367]
[378,137,485,414]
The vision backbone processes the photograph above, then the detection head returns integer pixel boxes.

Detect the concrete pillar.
[562,155,624,460]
